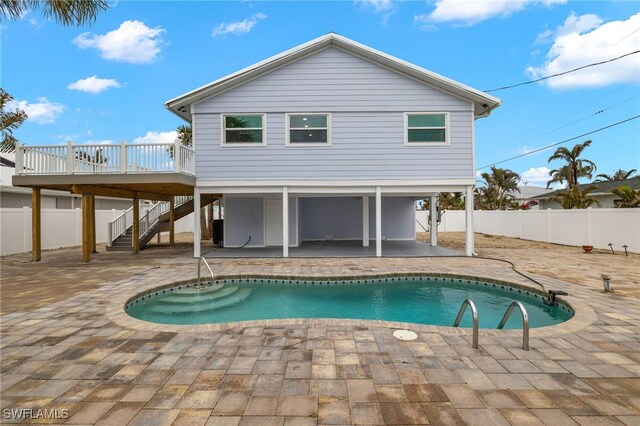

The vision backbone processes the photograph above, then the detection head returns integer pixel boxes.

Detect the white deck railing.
[15,140,195,176]
[107,196,194,247]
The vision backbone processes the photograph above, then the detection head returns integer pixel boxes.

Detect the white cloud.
[520,166,565,188]
[8,98,64,124]
[422,0,566,26]
[132,131,177,145]
[357,0,396,14]
[527,13,640,89]
[68,75,122,94]
[73,20,165,64]
[212,13,267,37]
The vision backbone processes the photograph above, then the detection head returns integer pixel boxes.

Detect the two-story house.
[166,33,501,258]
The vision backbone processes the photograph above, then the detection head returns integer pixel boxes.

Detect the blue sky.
[3,0,639,187]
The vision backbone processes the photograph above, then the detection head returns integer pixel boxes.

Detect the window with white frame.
[286,113,330,146]
[222,114,265,145]
[405,113,448,144]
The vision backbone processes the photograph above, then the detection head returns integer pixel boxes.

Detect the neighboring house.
[531,177,640,209]
[1,153,132,210]
[166,33,501,257]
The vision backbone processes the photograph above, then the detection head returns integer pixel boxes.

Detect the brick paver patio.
[1,236,639,425]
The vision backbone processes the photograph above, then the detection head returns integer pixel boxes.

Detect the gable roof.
[530,176,640,200]
[165,33,501,121]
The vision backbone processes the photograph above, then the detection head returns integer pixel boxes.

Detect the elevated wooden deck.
[12,141,205,262]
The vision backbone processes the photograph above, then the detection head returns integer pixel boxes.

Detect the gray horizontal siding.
[194,46,474,181]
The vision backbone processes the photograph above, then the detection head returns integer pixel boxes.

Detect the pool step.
[162,283,226,298]
[158,286,241,305]
[146,288,254,315]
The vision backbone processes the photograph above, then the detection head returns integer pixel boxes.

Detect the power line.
[484,50,640,93]
[613,26,640,46]
[501,93,640,152]
[476,115,640,170]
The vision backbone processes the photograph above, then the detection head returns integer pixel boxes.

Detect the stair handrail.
[140,202,163,236]
[197,256,214,286]
[497,301,529,351]
[453,298,479,349]
[108,207,133,247]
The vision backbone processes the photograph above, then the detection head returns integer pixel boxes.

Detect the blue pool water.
[125,277,573,328]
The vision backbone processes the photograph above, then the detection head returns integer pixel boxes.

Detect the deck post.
[465,185,474,257]
[362,196,369,247]
[169,198,175,245]
[282,186,289,258]
[90,195,97,253]
[133,196,140,254]
[82,193,91,262]
[31,188,41,262]
[194,189,201,258]
[375,186,382,257]
[429,195,438,247]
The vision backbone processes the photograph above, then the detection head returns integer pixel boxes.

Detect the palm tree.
[1,0,109,26]
[553,185,600,209]
[547,140,596,189]
[595,169,637,182]
[480,166,521,210]
[0,89,27,153]
[611,186,640,208]
[176,124,192,148]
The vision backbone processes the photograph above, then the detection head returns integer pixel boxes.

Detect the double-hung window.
[286,113,331,146]
[405,113,448,145]
[221,114,266,146]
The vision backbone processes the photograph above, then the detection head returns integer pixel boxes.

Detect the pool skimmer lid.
[393,330,418,341]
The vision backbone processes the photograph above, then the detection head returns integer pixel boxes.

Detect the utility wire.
[476,115,640,170]
[484,50,640,93]
[613,27,640,46]
[502,93,640,151]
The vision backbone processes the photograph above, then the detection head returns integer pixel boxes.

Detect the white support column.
[465,185,474,257]
[283,186,289,258]
[362,196,369,247]
[429,195,438,247]
[375,187,382,257]
[194,189,201,258]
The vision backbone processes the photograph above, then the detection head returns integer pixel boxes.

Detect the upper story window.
[405,113,448,145]
[222,114,266,146]
[286,113,331,146]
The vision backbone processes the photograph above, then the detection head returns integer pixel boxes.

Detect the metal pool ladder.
[197,256,214,286]
[453,299,479,349]
[497,301,529,351]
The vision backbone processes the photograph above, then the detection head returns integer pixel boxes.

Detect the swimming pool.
[125,276,573,328]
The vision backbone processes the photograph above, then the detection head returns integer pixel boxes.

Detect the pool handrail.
[497,301,529,351]
[453,298,479,349]
[197,256,214,286]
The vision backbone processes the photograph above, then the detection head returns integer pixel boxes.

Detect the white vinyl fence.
[1,208,195,256]
[415,208,640,253]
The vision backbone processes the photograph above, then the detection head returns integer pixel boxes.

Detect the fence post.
[15,142,23,175]
[66,141,74,174]
[547,209,552,243]
[174,140,181,172]
[23,206,30,252]
[120,140,127,173]
[587,207,592,246]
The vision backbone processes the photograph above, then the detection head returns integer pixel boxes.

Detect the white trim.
[193,189,201,258]
[283,186,289,257]
[465,185,474,257]
[375,186,382,257]
[220,113,267,147]
[362,195,369,247]
[403,112,449,146]
[285,113,332,147]
[196,179,476,188]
